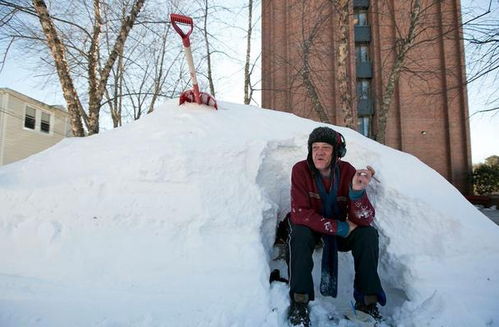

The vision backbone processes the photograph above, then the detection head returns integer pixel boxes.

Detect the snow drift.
[1,100,498,327]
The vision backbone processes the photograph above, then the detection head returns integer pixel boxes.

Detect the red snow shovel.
[170,13,218,110]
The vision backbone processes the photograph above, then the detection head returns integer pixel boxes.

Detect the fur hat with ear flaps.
[307,126,346,171]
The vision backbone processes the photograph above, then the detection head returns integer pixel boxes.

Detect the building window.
[356,44,370,63]
[41,112,51,133]
[358,116,371,137]
[354,9,368,26]
[24,106,36,130]
[357,79,371,100]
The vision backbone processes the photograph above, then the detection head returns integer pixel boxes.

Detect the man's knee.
[289,224,317,249]
[353,226,379,245]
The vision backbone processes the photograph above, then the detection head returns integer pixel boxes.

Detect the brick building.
[261,0,472,194]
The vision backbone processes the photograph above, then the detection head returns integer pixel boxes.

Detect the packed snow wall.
[1,100,498,327]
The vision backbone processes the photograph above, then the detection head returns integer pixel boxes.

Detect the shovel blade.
[179,90,218,110]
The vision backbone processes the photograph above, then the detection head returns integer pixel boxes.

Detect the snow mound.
[1,100,498,327]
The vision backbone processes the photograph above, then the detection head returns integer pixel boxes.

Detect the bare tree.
[107,19,181,122]
[93,0,189,126]
[2,0,263,121]
[374,0,424,144]
[1,0,146,136]
[261,0,359,125]
[370,0,481,143]
[333,0,355,128]
[243,0,255,105]
[371,0,499,143]
[287,0,335,123]
[297,3,331,124]
[32,0,87,136]
[463,0,499,115]
[40,0,145,135]
[200,0,216,96]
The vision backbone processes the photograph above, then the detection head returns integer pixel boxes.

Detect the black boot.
[354,302,382,321]
[288,293,310,327]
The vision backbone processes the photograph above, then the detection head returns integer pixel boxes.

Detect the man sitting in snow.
[287,126,386,327]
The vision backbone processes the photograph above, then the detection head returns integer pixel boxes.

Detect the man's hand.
[346,219,357,237]
[351,166,374,191]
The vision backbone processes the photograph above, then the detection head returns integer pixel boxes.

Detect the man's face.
[312,142,334,172]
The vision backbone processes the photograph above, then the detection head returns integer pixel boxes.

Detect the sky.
[461,0,499,163]
[0,0,497,164]
[1,99,498,326]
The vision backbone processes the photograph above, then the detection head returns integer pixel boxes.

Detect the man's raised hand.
[352,167,373,191]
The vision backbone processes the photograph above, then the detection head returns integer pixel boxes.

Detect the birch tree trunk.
[243,0,254,105]
[32,0,85,136]
[301,39,331,123]
[147,26,169,114]
[86,0,145,135]
[87,0,103,134]
[334,0,355,129]
[202,0,215,96]
[32,0,145,136]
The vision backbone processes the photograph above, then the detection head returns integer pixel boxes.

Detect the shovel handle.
[183,46,201,104]
[170,13,200,104]
[170,14,193,47]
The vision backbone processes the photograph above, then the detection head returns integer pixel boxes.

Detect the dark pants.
[287,222,382,301]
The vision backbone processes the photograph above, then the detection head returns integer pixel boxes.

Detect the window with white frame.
[24,106,36,130]
[41,111,51,133]
[23,106,52,134]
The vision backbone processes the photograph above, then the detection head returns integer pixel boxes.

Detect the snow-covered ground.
[1,100,498,327]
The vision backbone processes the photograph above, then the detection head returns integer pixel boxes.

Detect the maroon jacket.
[290,159,375,235]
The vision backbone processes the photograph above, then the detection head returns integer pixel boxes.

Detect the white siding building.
[0,88,70,166]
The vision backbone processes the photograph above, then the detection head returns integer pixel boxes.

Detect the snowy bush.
[473,155,499,195]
